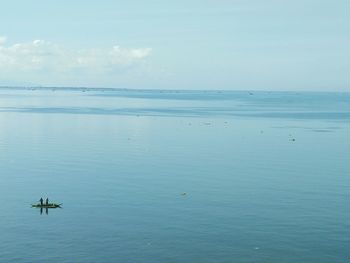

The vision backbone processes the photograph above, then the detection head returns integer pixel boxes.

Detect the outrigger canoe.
[32,203,62,208]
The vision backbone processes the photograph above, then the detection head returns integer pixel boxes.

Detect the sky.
[0,0,349,90]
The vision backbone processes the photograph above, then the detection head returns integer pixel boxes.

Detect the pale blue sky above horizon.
[0,0,349,90]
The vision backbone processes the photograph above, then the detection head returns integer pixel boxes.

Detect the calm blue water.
[0,88,350,262]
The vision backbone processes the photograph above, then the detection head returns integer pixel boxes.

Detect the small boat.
[32,203,62,208]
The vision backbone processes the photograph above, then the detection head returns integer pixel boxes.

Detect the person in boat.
[46,198,49,205]
[40,198,43,205]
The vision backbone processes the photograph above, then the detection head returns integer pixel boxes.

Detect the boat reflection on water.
[36,206,62,215]
[40,207,48,215]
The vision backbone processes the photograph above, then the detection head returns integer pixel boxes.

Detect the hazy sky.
[0,0,349,90]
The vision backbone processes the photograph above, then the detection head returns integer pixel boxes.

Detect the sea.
[0,87,349,262]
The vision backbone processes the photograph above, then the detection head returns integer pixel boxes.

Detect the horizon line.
[0,86,349,93]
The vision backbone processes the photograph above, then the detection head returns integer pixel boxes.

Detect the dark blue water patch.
[234,112,350,121]
[1,106,350,121]
[2,87,350,115]
[87,90,350,110]
[272,125,313,129]
[311,129,335,133]
[0,106,211,117]
[271,126,342,132]
[239,93,350,113]
[88,90,253,101]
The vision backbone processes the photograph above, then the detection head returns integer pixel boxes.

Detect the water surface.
[0,88,350,262]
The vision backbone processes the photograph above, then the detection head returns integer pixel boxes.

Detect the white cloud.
[0,39,152,73]
[0,36,7,45]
